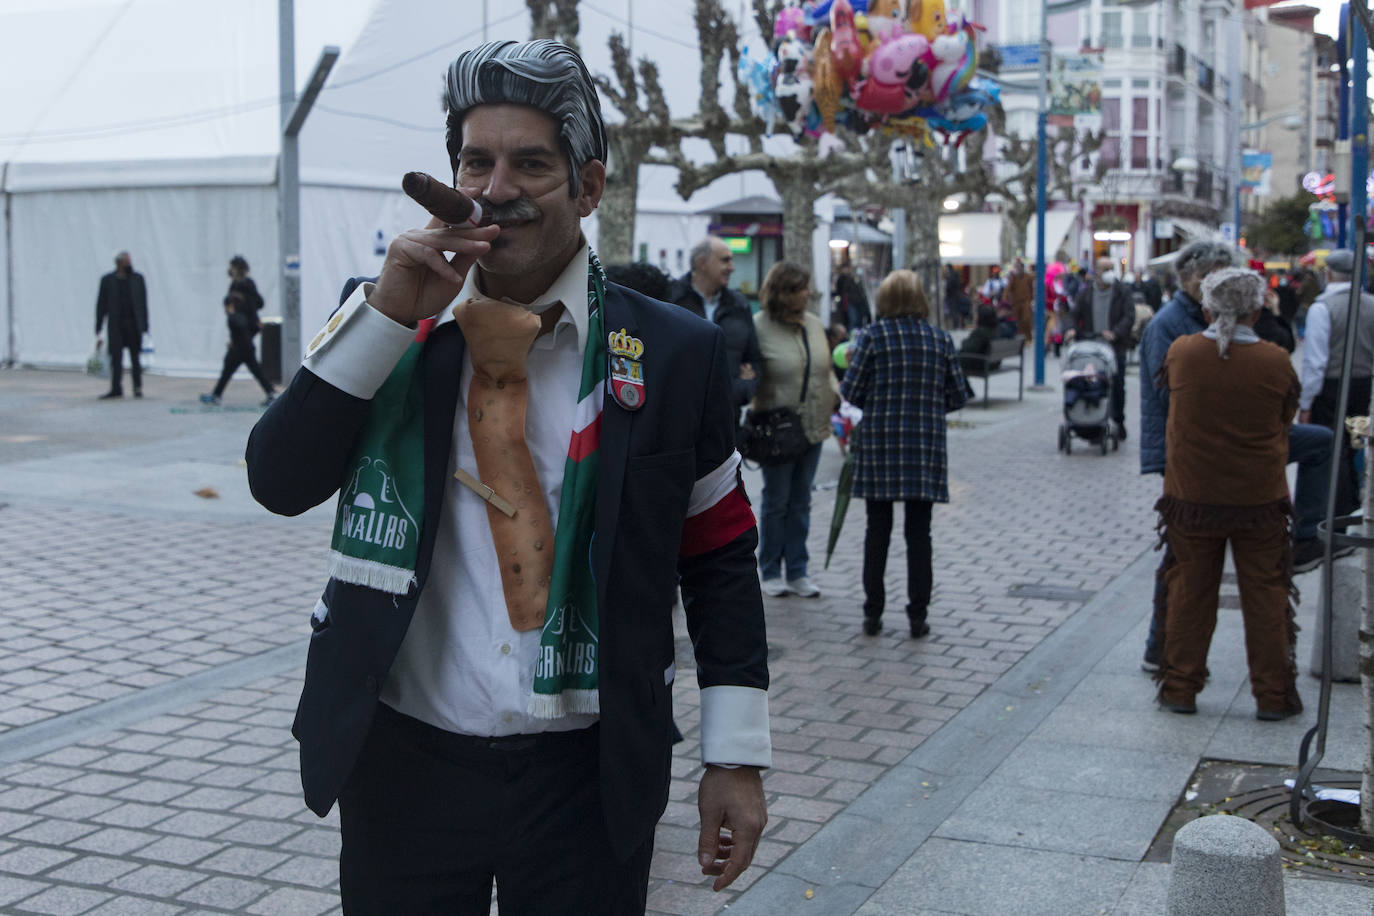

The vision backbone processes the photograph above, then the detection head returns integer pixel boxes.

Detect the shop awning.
[1170,217,1221,240]
[831,218,891,245]
[1023,209,1078,262]
[939,213,1002,265]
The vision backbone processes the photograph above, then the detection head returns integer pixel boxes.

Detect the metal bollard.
[1308,547,1362,682]
[1166,815,1285,916]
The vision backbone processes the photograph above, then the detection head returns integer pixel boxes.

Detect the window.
[1102,11,1123,49]
[1132,136,1149,170]
[1133,98,1149,131]
[1132,10,1152,48]
[1102,98,1121,132]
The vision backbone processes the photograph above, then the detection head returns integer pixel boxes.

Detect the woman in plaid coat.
[841,271,969,638]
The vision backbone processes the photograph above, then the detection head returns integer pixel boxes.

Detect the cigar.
[402,171,488,228]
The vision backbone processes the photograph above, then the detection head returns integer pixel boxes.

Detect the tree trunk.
[903,186,944,330]
[597,138,641,265]
[778,182,817,272]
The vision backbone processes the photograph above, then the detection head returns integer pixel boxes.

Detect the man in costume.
[247,39,770,914]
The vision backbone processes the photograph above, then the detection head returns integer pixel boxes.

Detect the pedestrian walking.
[753,260,839,599]
[200,292,277,406]
[93,251,148,399]
[1070,256,1134,440]
[841,270,969,638]
[246,38,770,912]
[1154,267,1303,721]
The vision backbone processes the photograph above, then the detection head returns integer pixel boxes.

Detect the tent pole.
[278,0,300,382]
[3,163,12,368]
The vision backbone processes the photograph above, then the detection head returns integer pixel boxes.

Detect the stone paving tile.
[0,372,1167,914]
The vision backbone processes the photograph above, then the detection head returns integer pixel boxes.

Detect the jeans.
[862,500,933,624]
[1289,422,1334,540]
[758,441,824,581]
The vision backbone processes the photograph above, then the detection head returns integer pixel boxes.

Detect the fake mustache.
[479,197,542,228]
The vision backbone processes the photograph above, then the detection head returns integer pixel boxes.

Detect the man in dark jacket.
[670,237,764,432]
[94,251,149,399]
[1071,256,1135,437]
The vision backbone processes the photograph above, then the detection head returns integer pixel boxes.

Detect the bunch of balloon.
[737,0,999,155]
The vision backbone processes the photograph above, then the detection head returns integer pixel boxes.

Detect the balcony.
[1168,43,1187,76]
[1197,62,1215,96]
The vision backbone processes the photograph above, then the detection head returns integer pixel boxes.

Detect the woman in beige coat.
[753,261,839,598]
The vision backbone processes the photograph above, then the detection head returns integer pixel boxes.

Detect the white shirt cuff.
[699,685,771,768]
[302,282,417,399]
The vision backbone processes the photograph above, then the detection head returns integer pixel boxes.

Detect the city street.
[0,361,1370,915]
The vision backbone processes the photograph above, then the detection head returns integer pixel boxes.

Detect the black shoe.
[133,389,143,399]
[1114,422,1128,441]
[1158,696,1197,715]
[862,618,881,636]
[1256,705,1302,722]
[909,620,931,639]
[98,390,122,400]
[1293,537,1326,573]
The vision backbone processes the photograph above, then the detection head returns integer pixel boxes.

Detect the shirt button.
[500,643,512,656]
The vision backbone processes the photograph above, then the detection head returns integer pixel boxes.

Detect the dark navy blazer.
[245,280,768,859]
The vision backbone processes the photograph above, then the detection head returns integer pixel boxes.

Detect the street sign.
[999,43,1040,70]
[1220,222,1236,243]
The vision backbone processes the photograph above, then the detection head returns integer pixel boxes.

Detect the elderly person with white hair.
[1154,267,1302,721]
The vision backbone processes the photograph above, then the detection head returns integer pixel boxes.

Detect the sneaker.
[1292,537,1323,573]
[199,394,221,405]
[787,577,821,598]
[1141,651,1162,674]
[761,578,788,597]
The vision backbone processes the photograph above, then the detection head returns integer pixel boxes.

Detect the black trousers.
[212,340,273,398]
[1110,347,1127,427]
[338,704,653,916]
[1311,375,1372,519]
[107,330,142,394]
[862,499,933,624]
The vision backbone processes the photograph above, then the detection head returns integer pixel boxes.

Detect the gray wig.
[1174,240,1237,283]
[1200,267,1266,358]
[444,40,607,199]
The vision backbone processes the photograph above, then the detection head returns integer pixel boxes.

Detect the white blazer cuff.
[302,283,417,399]
[699,685,771,768]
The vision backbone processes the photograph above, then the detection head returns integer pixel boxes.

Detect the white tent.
[0,0,810,374]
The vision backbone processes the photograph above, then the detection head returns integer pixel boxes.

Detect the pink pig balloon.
[854,32,931,115]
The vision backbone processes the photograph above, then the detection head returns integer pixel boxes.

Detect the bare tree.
[527,0,581,50]
[593,34,677,264]
[980,119,1104,264]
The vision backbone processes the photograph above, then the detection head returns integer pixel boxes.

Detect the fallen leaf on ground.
[193,487,220,499]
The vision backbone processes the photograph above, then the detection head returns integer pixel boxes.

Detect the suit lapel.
[594,289,634,593]
[416,321,464,589]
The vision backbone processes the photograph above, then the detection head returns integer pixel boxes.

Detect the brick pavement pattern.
[0,369,1167,913]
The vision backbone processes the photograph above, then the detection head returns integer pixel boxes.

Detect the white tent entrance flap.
[939,213,1001,265]
[1024,209,1078,262]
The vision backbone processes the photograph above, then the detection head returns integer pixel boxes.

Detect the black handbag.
[739,325,813,466]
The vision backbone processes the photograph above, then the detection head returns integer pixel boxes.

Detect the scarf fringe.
[528,689,600,719]
[326,551,415,596]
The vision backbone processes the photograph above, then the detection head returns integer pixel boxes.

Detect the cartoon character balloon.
[853,32,931,115]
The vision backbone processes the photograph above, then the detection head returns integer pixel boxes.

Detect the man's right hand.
[368,217,500,326]
[738,362,756,381]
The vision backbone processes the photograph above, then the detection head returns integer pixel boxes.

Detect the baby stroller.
[1058,339,1119,455]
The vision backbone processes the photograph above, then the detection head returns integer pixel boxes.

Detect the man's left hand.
[697,765,766,891]
[1102,330,1116,342]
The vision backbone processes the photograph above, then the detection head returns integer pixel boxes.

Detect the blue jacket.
[1138,290,1206,474]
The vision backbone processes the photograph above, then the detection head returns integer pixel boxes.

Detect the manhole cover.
[1006,584,1096,602]
[1148,760,1374,886]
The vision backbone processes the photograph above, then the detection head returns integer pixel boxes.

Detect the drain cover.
[1149,760,1374,886]
[1007,584,1096,602]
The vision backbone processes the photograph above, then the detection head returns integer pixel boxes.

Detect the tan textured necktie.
[451,297,558,631]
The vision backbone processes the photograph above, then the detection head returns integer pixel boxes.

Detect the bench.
[959,335,1025,408]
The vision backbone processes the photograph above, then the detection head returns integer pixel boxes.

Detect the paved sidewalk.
[0,365,1368,914]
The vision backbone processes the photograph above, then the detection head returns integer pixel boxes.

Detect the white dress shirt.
[301,245,770,766]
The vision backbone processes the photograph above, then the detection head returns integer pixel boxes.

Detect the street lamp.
[1232,110,1303,243]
